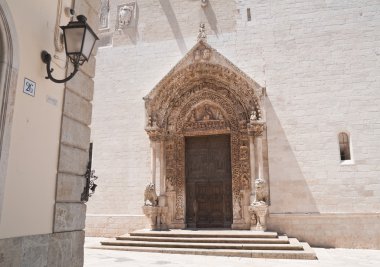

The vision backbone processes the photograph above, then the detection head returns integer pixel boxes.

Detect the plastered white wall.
[0,0,72,238]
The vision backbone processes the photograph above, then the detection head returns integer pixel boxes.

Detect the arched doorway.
[144,40,267,230]
[0,0,18,219]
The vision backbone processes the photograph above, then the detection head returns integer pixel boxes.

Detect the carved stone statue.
[233,198,241,219]
[253,178,268,204]
[147,115,153,127]
[202,49,211,60]
[241,173,250,190]
[197,23,207,41]
[166,177,175,192]
[189,109,197,122]
[202,104,213,121]
[201,0,208,7]
[248,177,269,231]
[147,114,158,128]
[250,110,257,123]
[144,183,158,206]
[194,49,201,61]
[118,4,134,30]
[99,0,110,29]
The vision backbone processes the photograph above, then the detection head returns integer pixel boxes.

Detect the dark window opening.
[247,8,251,21]
[338,132,351,161]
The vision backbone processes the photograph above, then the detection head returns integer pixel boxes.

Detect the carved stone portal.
[143,40,267,230]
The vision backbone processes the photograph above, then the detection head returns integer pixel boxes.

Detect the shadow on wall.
[266,97,319,214]
[159,0,187,55]
[202,1,218,37]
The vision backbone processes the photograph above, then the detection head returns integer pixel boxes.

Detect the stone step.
[90,242,317,260]
[101,238,303,250]
[116,234,289,244]
[129,229,279,239]
[94,230,317,260]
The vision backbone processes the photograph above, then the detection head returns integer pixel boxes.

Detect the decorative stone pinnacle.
[197,23,207,42]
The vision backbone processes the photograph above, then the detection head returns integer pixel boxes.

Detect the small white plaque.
[46,95,58,106]
[23,78,36,97]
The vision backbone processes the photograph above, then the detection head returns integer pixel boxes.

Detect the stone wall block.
[68,55,96,78]
[61,116,91,151]
[0,237,21,266]
[85,215,148,237]
[21,234,49,267]
[66,70,94,102]
[63,90,92,126]
[74,0,100,32]
[268,214,380,249]
[48,231,84,267]
[56,173,86,202]
[58,145,88,176]
[86,0,102,13]
[54,203,87,232]
[82,56,96,78]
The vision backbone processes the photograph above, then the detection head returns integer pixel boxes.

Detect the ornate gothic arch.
[143,40,268,230]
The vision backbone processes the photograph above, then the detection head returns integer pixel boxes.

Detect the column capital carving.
[247,121,266,137]
[146,126,164,141]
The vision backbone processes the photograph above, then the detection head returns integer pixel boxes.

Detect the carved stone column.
[248,121,268,231]
[159,139,166,196]
[150,140,157,186]
[158,138,168,229]
[247,122,265,188]
[255,134,264,181]
[146,127,162,191]
[248,134,255,203]
[144,127,169,230]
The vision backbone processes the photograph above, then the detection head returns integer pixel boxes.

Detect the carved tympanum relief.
[144,40,266,230]
[184,102,227,132]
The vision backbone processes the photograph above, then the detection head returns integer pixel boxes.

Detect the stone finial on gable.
[197,23,207,42]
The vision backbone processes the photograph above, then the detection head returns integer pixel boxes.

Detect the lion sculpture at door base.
[144,183,158,206]
[253,178,268,204]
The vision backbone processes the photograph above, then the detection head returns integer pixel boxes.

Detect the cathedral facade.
[87,0,380,249]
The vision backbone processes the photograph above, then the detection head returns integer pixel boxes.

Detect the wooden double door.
[185,135,232,228]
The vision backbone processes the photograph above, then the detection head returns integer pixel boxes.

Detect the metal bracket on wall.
[81,143,98,202]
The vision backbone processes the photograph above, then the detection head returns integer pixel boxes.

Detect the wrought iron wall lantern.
[41,15,99,83]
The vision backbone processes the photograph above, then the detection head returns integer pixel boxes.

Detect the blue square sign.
[23,78,36,97]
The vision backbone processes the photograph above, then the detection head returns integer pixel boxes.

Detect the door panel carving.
[185,135,232,228]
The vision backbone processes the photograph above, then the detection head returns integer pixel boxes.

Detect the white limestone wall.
[87,0,380,247]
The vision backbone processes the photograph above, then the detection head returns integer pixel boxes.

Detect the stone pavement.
[84,238,380,267]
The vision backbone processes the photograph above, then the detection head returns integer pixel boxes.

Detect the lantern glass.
[82,28,97,60]
[63,26,85,55]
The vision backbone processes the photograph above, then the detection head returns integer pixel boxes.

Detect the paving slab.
[85,237,380,266]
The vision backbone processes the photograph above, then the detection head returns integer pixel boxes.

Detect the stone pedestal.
[248,202,268,231]
[143,206,169,230]
[143,206,160,230]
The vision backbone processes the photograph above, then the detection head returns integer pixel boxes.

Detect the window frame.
[338,132,354,165]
